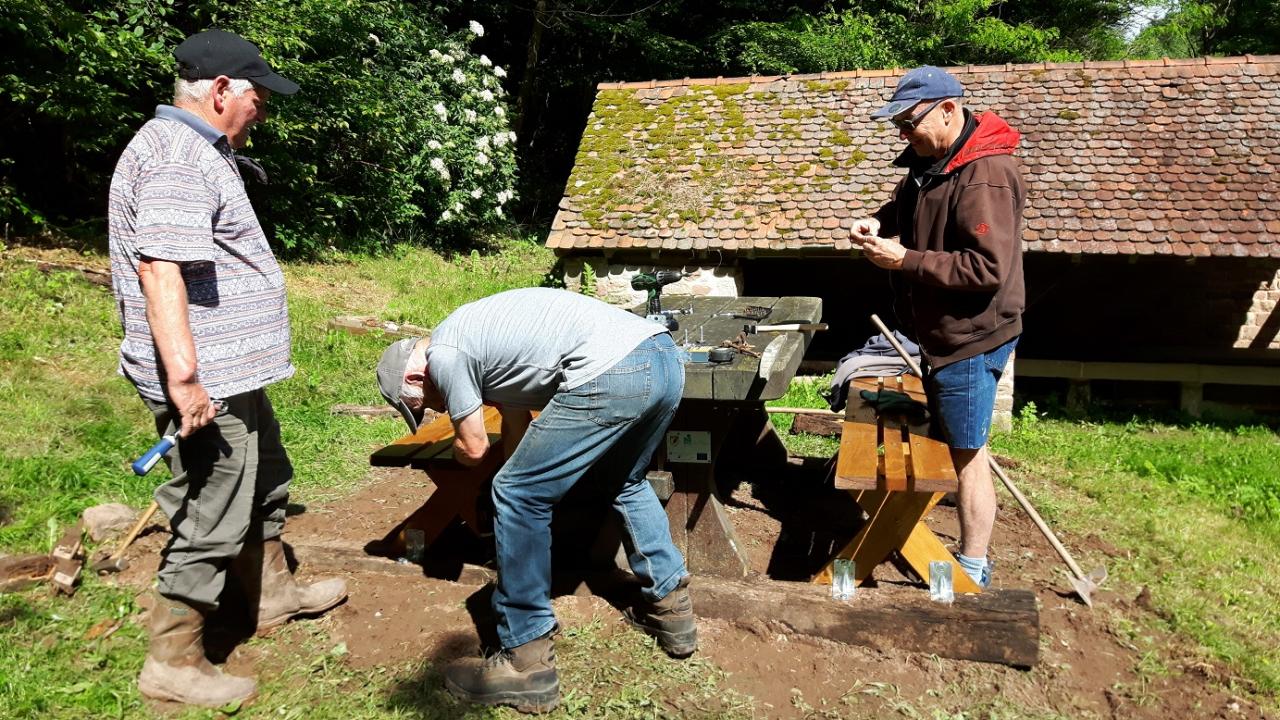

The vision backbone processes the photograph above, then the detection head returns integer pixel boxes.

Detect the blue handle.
[132,435,176,476]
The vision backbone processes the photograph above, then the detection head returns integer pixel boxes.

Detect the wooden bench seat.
[368,405,507,557]
[813,375,981,594]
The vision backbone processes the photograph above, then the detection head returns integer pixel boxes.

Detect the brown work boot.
[444,632,559,713]
[137,592,257,707]
[624,576,698,658]
[236,537,348,634]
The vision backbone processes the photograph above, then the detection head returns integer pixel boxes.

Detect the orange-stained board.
[370,405,505,467]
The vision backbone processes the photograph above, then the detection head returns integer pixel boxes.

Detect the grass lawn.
[2,240,1278,717]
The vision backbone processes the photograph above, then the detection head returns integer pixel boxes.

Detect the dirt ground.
[110,462,1276,719]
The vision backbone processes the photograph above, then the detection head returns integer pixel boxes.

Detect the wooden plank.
[370,406,502,467]
[1016,358,1280,386]
[893,375,958,492]
[881,411,907,493]
[834,377,881,490]
[693,577,1038,668]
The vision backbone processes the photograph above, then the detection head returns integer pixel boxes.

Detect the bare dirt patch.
[104,465,1276,719]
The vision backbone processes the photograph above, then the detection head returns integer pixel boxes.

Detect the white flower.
[492,132,507,148]
[497,189,513,203]
[475,152,489,166]
[470,20,485,36]
[453,201,464,212]
[507,130,517,143]
[452,68,467,84]
[483,75,495,87]
[494,66,507,78]
[427,139,442,150]
[441,210,453,221]
[463,108,477,123]
[433,102,447,120]
[479,89,495,103]
[471,187,484,199]
[479,55,492,67]
[495,206,504,217]
[495,106,506,119]
[369,33,381,45]
[440,53,454,64]
[429,48,441,59]
[475,135,490,150]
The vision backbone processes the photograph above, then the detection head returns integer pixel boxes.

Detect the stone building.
[546,56,1280,422]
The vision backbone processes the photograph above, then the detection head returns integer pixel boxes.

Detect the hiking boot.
[624,577,698,658]
[444,633,559,713]
[236,537,348,635]
[137,591,257,707]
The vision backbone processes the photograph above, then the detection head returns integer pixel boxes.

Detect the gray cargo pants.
[142,388,292,609]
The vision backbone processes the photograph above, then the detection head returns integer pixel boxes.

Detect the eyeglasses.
[890,98,947,132]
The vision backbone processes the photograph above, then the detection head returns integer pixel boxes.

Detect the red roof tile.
[546,56,1280,258]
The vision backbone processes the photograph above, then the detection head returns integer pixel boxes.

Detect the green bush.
[0,0,517,254]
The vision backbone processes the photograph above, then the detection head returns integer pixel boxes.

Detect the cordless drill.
[631,270,686,329]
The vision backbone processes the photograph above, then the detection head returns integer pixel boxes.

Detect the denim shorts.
[926,337,1018,450]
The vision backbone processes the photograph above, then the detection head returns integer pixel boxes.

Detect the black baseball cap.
[174,29,299,95]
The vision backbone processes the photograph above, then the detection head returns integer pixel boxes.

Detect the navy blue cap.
[174,30,299,95]
[870,66,964,119]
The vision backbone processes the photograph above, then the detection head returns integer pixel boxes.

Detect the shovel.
[869,314,1107,606]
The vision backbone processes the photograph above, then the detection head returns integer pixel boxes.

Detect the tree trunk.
[514,0,549,137]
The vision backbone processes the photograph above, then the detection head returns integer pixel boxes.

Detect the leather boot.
[624,576,698,658]
[137,591,257,707]
[444,633,559,713]
[236,537,348,634]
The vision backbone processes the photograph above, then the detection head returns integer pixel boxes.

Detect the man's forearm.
[138,259,198,384]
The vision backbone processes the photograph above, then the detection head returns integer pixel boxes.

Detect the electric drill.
[631,271,685,315]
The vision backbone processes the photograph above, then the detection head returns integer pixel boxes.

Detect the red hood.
[944,112,1021,174]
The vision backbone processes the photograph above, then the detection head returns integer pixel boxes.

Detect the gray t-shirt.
[426,288,664,420]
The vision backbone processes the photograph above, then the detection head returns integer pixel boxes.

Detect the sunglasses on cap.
[891,97,948,132]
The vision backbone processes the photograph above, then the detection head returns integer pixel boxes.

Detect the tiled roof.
[546,56,1280,258]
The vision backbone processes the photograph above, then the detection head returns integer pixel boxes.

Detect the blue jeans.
[491,333,688,648]
[926,337,1018,450]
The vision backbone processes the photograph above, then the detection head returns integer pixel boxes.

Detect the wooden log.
[692,576,1039,668]
[330,404,399,418]
[0,554,55,593]
[32,260,111,287]
[790,412,842,437]
[328,315,430,338]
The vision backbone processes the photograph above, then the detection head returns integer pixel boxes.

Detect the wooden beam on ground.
[328,315,430,339]
[790,412,842,436]
[287,541,495,585]
[692,576,1039,668]
[330,404,399,418]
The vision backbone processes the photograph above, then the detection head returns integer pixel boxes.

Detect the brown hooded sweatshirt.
[874,110,1026,369]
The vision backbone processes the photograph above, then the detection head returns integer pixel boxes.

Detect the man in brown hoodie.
[850,66,1026,589]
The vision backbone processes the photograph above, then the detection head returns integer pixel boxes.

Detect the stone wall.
[993,351,1016,432]
[1234,266,1280,349]
[561,257,743,308]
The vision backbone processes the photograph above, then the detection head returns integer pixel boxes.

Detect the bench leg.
[812,490,980,594]
[371,466,492,558]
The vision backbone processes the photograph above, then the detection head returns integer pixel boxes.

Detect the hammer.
[743,322,828,334]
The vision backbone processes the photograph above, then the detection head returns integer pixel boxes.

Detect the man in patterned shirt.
[108,30,346,707]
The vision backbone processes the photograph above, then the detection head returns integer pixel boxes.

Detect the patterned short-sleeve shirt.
[108,105,294,402]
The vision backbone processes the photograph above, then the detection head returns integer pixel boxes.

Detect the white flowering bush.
[236,0,517,252]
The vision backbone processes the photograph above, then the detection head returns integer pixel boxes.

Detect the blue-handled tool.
[132,435,176,476]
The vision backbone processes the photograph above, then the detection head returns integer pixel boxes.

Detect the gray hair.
[173,77,255,104]
[400,379,424,407]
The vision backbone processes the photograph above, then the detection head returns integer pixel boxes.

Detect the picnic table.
[811,374,982,593]
[656,295,823,578]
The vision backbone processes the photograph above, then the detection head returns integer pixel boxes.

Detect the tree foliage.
[1130,0,1280,58]
[0,0,516,254]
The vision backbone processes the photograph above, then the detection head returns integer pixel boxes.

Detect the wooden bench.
[812,374,982,594]
[368,405,508,558]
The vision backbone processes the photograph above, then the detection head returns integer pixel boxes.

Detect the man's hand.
[850,217,882,243]
[858,235,907,270]
[167,379,217,437]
